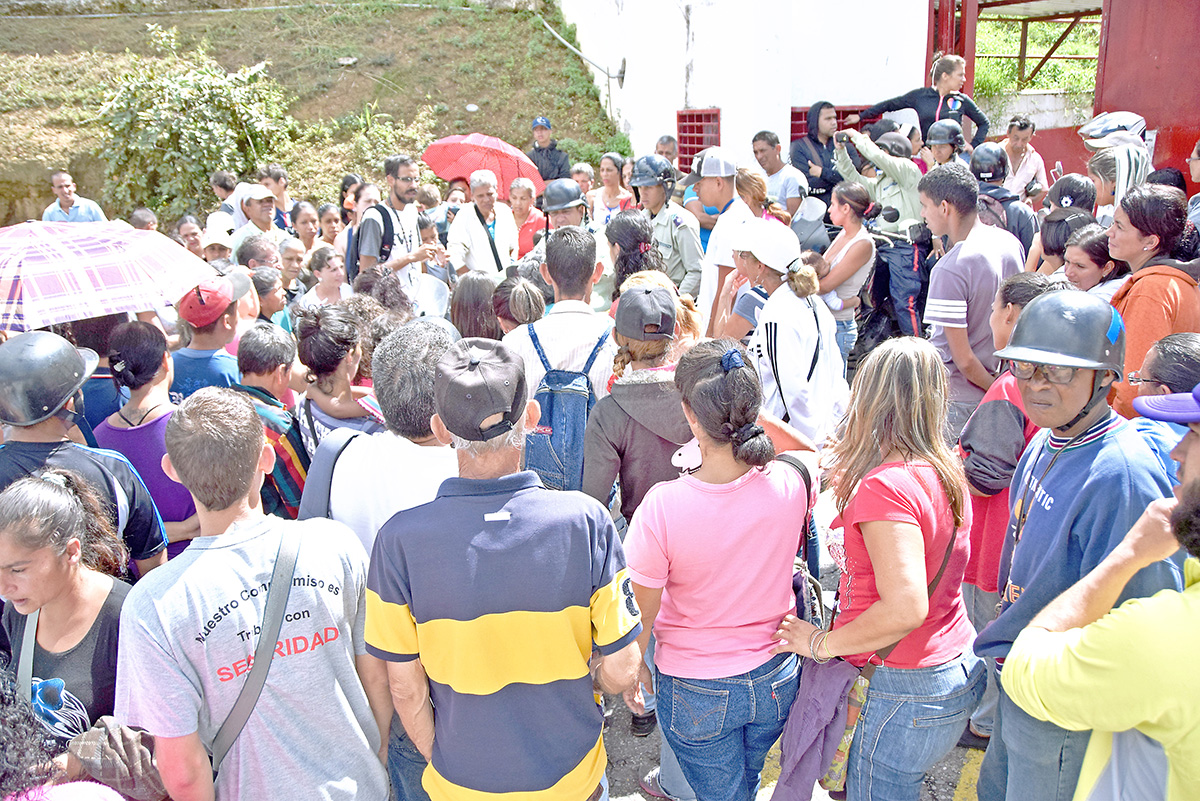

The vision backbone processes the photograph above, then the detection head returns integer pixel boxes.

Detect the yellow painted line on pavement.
[954,748,985,801]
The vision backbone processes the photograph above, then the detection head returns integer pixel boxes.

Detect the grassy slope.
[0,1,615,182]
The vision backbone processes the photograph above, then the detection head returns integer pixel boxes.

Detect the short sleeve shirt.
[834,462,975,669]
[365,472,640,800]
[766,164,809,206]
[923,225,1022,404]
[357,202,420,263]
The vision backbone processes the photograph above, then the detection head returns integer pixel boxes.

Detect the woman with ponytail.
[821,182,879,364]
[0,468,131,750]
[605,210,667,302]
[94,322,197,558]
[741,219,850,446]
[736,167,792,225]
[623,338,814,799]
[772,337,985,801]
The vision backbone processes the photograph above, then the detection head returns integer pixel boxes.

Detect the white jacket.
[748,285,849,447]
[447,202,519,275]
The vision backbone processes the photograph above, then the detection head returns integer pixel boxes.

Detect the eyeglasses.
[1127,370,1167,387]
[1010,361,1079,385]
[394,176,417,184]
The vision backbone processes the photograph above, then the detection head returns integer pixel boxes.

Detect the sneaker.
[957,722,991,750]
[638,768,673,799]
[630,711,657,737]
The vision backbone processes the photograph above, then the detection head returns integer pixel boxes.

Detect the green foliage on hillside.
[974,18,1099,99]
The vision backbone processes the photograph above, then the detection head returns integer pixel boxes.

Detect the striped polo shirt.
[365,471,641,801]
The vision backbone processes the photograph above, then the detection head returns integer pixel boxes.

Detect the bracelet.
[818,630,835,661]
[808,628,831,664]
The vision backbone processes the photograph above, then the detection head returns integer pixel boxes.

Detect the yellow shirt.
[1003,558,1200,800]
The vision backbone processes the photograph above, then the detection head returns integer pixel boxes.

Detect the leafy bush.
[974,19,1099,99]
[99,25,294,219]
[98,25,440,218]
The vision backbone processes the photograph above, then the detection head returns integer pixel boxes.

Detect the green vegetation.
[974,18,1099,99]
[0,0,621,219]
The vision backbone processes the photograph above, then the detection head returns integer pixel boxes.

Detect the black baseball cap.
[615,287,675,341]
[433,338,527,441]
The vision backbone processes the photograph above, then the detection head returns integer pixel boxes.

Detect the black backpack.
[345,203,394,282]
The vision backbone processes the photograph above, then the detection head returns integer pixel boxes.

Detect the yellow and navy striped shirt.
[366,471,641,801]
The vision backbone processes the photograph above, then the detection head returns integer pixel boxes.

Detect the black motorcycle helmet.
[0,331,99,426]
[970,142,1010,184]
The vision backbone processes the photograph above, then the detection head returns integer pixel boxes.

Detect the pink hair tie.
[638,241,653,253]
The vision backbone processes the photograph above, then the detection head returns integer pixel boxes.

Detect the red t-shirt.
[833,461,975,669]
[517,207,546,258]
[958,371,1039,592]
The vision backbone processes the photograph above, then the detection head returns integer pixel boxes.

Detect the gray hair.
[250,265,281,297]
[510,177,536,197]
[371,319,455,439]
[571,162,594,181]
[235,233,278,267]
[237,323,296,377]
[469,169,498,191]
[278,237,305,256]
[448,422,529,457]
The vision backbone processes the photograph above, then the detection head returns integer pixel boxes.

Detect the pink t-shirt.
[625,461,809,679]
[833,461,975,669]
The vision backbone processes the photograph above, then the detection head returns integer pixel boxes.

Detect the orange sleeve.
[1111,278,1195,418]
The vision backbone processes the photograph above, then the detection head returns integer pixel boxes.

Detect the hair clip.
[720,348,744,373]
[111,359,126,374]
[39,472,68,488]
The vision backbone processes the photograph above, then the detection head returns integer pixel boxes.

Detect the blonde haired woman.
[736,168,791,225]
[773,337,985,801]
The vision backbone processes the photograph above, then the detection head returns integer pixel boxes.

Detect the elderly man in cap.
[171,273,251,398]
[1000,382,1200,800]
[527,116,571,183]
[365,337,642,801]
[679,146,755,334]
[230,183,288,255]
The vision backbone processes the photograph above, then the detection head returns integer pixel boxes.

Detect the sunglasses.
[1010,361,1079,385]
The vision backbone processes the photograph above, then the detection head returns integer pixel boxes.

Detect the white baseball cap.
[679,147,738,186]
[731,218,801,274]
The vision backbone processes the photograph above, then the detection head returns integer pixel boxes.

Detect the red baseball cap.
[177,274,250,327]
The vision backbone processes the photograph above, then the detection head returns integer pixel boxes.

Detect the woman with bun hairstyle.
[94,322,197,558]
[1106,183,1200,417]
[821,182,879,363]
[624,338,813,800]
[773,337,984,801]
[293,304,385,456]
[0,469,130,750]
[744,218,849,446]
[849,54,990,148]
[492,276,546,335]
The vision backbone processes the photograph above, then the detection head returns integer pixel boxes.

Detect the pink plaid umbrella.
[422,133,545,200]
[0,221,215,332]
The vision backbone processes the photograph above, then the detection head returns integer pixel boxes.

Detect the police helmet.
[926,119,966,149]
[542,178,586,213]
[970,142,1010,183]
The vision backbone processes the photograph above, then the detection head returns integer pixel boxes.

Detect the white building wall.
[558,0,929,169]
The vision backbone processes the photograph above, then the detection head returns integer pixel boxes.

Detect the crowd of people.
[4,52,1200,801]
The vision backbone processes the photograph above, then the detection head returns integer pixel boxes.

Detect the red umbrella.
[422,133,545,200]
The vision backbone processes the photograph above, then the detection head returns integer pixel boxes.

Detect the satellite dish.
[617,58,627,88]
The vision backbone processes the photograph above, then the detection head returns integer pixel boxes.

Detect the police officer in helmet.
[630,155,705,298]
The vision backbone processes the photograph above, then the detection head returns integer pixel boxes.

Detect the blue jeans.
[962,583,1000,736]
[387,720,431,801]
[977,684,1090,801]
[656,653,800,801]
[848,651,985,801]
[645,637,696,801]
[835,318,857,372]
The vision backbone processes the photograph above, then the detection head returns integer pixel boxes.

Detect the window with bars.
[677,109,721,166]
[789,106,872,142]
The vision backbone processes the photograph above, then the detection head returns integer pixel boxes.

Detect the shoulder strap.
[376,203,394,262]
[475,204,505,272]
[872,524,961,667]
[296,428,362,520]
[526,325,553,371]
[806,299,822,382]
[775,453,813,503]
[17,608,39,703]
[211,530,301,775]
[581,329,611,373]
[302,399,322,449]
